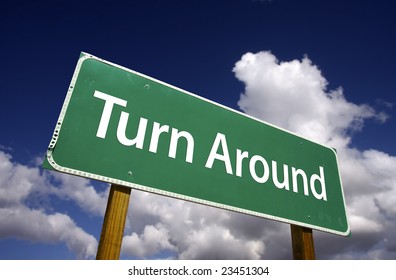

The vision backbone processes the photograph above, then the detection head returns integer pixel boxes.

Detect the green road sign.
[44,52,350,236]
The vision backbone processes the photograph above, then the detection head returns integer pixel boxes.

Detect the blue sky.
[1,0,395,259]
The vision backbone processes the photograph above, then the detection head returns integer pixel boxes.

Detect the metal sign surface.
[44,52,350,236]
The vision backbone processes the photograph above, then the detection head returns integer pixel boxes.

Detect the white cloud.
[122,190,269,259]
[0,207,97,259]
[49,172,109,216]
[0,150,100,259]
[0,152,46,206]
[122,223,176,258]
[178,224,265,259]
[234,51,384,146]
[232,51,396,259]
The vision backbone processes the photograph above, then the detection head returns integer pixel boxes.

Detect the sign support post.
[96,184,131,260]
[290,225,316,260]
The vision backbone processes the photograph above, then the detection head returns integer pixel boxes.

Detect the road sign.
[44,52,350,236]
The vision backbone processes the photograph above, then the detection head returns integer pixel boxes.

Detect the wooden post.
[290,225,316,260]
[96,184,131,260]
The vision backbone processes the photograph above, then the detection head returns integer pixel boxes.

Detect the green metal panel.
[44,52,350,236]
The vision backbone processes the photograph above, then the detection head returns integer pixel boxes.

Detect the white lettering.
[94,90,127,138]
[117,112,148,149]
[169,128,195,163]
[93,90,328,201]
[205,133,233,175]
[310,166,327,201]
[272,161,290,190]
[236,149,249,177]
[249,155,270,183]
[292,167,309,196]
[149,122,170,154]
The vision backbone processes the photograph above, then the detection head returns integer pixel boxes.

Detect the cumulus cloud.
[122,190,268,259]
[234,51,386,146]
[0,150,106,259]
[0,207,97,259]
[232,51,396,259]
[178,224,265,259]
[122,223,176,258]
[49,172,109,216]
